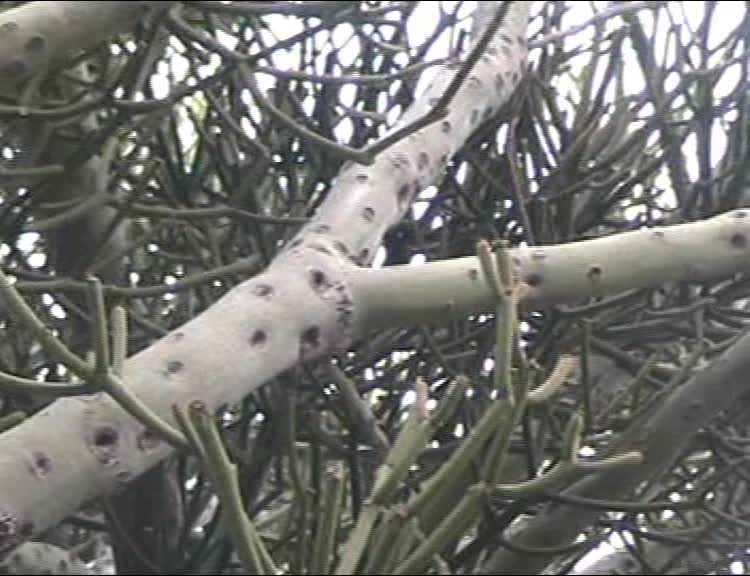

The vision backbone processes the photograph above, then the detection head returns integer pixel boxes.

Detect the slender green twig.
[178,401,278,575]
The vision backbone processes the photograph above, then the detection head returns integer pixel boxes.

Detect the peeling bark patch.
[249,329,267,347]
[390,153,411,171]
[397,184,410,205]
[25,35,45,53]
[166,360,184,374]
[252,284,274,298]
[116,469,132,484]
[0,511,18,549]
[362,206,375,222]
[525,273,543,287]
[30,452,51,477]
[495,73,505,93]
[4,60,25,76]
[0,21,18,35]
[731,233,746,249]
[441,120,451,133]
[418,152,429,170]
[334,284,354,336]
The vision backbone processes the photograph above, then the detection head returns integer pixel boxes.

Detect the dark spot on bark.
[517,35,525,46]
[511,70,519,83]
[360,248,370,263]
[355,173,368,183]
[301,326,320,349]
[288,238,303,248]
[429,97,439,107]
[25,35,45,53]
[59,560,69,571]
[471,109,480,124]
[362,206,375,222]
[309,243,332,255]
[501,45,512,57]
[311,269,329,290]
[731,233,746,249]
[468,268,479,280]
[334,241,349,255]
[312,224,331,234]
[486,46,497,55]
[250,329,267,347]
[94,426,118,448]
[734,211,747,218]
[31,452,51,477]
[501,33,512,44]
[418,152,429,170]
[19,522,32,537]
[587,265,602,280]
[166,360,183,374]
[252,284,273,298]
[138,429,160,450]
[172,331,185,341]
[652,230,665,239]
[441,120,451,133]
[525,273,543,287]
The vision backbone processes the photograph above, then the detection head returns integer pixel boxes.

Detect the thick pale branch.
[354,210,750,328]
[0,2,533,550]
[0,1,171,86]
